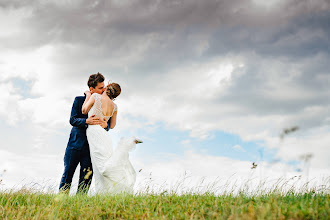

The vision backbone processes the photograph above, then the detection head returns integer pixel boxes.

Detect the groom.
[59,72,111,194]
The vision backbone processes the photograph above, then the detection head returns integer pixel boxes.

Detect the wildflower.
[84,167,93,179]
[54,194,66,202]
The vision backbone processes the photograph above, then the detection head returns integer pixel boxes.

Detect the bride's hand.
[84,90,92,96]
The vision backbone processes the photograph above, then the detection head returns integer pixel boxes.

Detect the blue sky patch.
[118,119,277,164]
[11,77,36,99]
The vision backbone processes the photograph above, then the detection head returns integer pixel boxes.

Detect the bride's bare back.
[84,93,118,129]
[100,93,116,117]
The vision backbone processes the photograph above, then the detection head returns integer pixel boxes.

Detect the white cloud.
[0,82,23,125]
[0,150,63,191]
[275,126,330,169]
[233,144,245,152]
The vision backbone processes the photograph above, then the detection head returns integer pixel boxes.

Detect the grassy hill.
[0,189,329,219]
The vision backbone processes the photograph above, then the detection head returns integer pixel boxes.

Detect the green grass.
[0,189,329,219]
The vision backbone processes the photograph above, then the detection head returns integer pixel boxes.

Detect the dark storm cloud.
[210,51,330,131]
[2,0,329,54]
[1,0,329,126]
[207,11,330,58]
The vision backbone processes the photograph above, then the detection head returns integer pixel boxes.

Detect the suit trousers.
[59,147,93,194]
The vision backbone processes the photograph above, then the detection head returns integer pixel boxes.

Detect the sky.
[0,0,329,193]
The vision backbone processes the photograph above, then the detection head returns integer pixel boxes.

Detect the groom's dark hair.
[88,72,105,88]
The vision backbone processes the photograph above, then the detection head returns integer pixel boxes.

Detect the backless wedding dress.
[86,93,136,194]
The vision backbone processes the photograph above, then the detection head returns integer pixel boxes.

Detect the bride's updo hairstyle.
[106,83,121,100]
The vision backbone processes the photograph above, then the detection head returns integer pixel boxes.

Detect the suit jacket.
[67,96,111,151]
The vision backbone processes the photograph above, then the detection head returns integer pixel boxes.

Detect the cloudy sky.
[0,0,329,193]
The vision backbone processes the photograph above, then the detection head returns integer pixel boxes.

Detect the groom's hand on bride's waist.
[100,118,108,128]
[86,115,102,125]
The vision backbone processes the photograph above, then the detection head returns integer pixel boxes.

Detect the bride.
[82,82,141,194]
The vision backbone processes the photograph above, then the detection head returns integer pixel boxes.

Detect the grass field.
[0,187,329,219]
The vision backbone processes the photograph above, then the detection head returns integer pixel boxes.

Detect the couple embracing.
[59,73,142,194]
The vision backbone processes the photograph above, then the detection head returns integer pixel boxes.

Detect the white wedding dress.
[86,93,136,194]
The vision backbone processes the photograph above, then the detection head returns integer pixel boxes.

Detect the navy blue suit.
[59,95,110,193]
